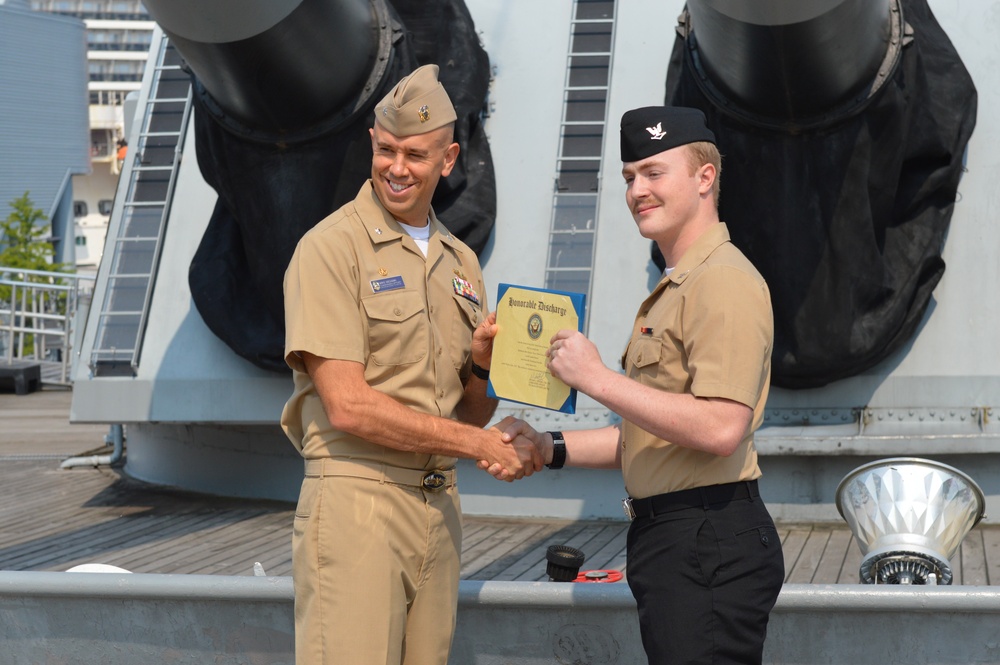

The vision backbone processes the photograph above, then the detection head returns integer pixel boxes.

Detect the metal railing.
[0,267,96,385]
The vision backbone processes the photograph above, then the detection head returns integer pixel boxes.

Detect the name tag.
[371,276,405,293]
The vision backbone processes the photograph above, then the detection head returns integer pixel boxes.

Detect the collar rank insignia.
[646,122,666,140]
[453,276,480,305]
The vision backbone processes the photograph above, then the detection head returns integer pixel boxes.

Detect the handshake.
[477,416,551,482]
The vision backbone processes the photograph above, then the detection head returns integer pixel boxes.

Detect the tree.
[0,192,57,270]
[1,193,71,358]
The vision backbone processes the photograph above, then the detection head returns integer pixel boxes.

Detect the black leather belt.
[623,480,759,520]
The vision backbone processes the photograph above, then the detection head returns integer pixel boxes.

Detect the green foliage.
[1,192,56,270]
[1,193,72,358]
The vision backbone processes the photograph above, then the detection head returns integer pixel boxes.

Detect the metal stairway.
[544,0,617,320]
[88,34,192,376]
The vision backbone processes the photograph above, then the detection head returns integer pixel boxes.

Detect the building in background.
[0,0,89,266]
[30,0,154,274]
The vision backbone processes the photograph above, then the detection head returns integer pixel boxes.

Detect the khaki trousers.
[293,459,462,665]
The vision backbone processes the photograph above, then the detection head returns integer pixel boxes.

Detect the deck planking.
[0,456,996,584]
[2,389,999,584]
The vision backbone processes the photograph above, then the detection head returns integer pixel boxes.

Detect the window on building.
[111,0,146,15]
[90,128,115,158]
[88,61,110,81]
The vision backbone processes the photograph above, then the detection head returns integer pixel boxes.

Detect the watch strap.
[546,431,566,470]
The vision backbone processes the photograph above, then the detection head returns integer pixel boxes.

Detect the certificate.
[487,283,586,413]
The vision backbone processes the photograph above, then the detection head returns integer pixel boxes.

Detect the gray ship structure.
[4,0,1000,662]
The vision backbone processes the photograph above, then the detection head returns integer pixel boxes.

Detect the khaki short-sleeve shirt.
[620,223,772,499]
[280,181,487,470]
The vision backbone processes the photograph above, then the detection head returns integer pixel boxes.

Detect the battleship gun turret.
[134,0,975,390]
[664,0,976,388]
[64,0,998,549]
[140,0,496,371]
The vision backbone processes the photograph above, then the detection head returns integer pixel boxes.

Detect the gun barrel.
[687,0,894,121]
[143,0,382,133]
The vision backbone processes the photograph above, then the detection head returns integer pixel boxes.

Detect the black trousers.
[626,492,785,665]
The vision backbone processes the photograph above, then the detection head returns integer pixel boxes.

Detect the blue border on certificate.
[486,283,587,414]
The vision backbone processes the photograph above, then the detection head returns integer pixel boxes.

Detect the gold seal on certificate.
[486,284,587,413]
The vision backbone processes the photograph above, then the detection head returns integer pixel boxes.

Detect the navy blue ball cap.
[620,106,716,162]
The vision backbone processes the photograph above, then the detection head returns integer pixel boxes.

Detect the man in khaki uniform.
[282,65,541,665]
[492,106,785,664]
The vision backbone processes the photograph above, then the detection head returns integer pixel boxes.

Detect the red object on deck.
[574,569,623,583]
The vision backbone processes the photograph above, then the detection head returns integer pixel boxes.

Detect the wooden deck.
[2,388,1000,584]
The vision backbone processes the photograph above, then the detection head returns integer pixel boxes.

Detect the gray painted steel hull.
[2,572,999,664]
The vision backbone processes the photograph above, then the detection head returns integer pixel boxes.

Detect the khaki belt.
[304,458,456,492]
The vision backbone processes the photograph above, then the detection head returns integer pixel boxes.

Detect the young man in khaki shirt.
[491,106,785,664]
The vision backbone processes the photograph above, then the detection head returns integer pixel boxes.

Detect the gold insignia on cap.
[379,267,388,276]
[373,64,457,137]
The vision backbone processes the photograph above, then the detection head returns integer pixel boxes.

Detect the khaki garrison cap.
[374,64,458,136]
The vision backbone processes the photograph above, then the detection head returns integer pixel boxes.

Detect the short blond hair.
[684,141,721,208]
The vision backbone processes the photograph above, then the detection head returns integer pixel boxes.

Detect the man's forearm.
[303,352,532,471]
[338,386,491,458]
[454,373,498,427]
[558,426,622,469]
[582,370,751,457]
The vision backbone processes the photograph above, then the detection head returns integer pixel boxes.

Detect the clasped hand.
[480,416,547,482]
[477,331,601,481]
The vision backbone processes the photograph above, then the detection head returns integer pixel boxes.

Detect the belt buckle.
[421,470,448,492]
[622,498,635,521]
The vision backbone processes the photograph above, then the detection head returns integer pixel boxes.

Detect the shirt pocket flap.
[628,336,661,369]
[362,290,425,323]
[452,292,482,328]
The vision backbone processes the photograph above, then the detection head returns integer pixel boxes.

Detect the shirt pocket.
[361,290,428,366]
[626,336,661,382]
[450,293,482,370]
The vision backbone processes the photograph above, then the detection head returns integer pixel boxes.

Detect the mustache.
[632,199,662,215]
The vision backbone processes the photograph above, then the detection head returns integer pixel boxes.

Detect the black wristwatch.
[546,431,566,470]
[470,362,490,380]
